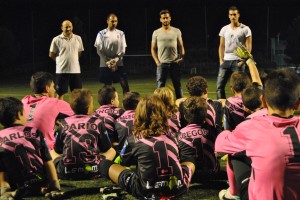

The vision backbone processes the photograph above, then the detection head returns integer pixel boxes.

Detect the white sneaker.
[219,188,240,200]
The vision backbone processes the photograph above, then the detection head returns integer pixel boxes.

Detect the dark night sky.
[0,0,299,76]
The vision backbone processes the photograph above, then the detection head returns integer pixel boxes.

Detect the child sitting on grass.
[178,97,220,181]
[154,87,181,133]
[99,95,195,199]
[115,92,140,154]
[93,85,125,148]
[0,97,63,199]
[51,89,116,180]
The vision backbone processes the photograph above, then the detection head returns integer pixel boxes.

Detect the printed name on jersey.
[178,129,209,140]
[0,131,37,146]
[97,108,121,115]
[62,122,98,131]
[119,114,135,120]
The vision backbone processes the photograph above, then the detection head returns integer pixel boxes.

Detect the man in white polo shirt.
[49,20,84,100]
[216,6,252,99]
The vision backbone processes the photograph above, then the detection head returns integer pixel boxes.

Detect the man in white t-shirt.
[49,20,84,100]
[216,6,252,99]
[94,13,130,94]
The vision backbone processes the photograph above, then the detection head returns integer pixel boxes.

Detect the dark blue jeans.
[156,62,183,99]
[216,60,245,99]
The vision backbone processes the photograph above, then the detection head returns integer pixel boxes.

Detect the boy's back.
[0,125,51,189]
[224,95,247,130]
[216,115,300,200]
[22,95,73,150]
[224,71,252,130]
[115,110,135,153]
[178,123,219,178]
[93,105,124,144]
[54,115,111,180]
[168,112,181,133]
[121,134,191,196]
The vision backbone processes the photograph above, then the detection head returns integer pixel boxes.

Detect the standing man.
[94,13,130,94]
[151,9,185,99]
[49,20,84,100]
[216,6,252,99]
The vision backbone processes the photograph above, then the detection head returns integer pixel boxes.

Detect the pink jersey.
[224,95,247,130]
[178,123,219,177]
[121,134,192,195]
[0,125,52,188]
[115,110,135,153]
[54,115,111,179]
[93,105,125,143]
[22,95,74,150]
[168,112,181,133]
[215,115,300,200]
[246,108,268,119]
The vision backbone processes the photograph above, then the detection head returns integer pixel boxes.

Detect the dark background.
[0,0,299,79]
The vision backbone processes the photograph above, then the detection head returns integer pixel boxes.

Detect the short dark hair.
[183,97,207,125]
[242,86,263,112]
[160,9,171,16]
[123,92,140,110]
[230,72,251,93]
[229,6,239,12]
[186,76,208,96]
[97,85,116,105]
[30,72,54,94]
[264,68,300,111]
[0,97,23,127]
[70,89,93,115]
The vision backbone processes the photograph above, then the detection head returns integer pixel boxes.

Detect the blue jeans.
[216,60,245,99]
[156,62,183,99]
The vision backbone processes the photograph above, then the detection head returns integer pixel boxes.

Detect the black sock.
[99,159,115,179]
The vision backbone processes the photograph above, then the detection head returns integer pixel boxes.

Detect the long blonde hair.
[153,87,178,114]
[133,95,169,138]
